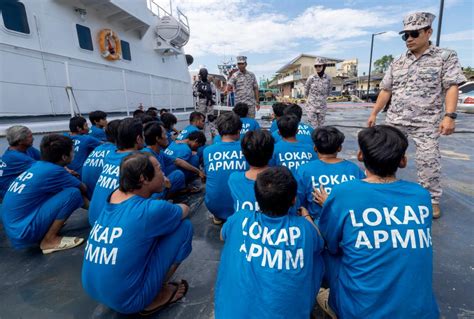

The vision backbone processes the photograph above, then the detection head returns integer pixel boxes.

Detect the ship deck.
[0,104,473,318]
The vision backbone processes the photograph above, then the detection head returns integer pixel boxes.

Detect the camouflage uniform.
[193,80,217,136]
[381,45,466,203]
[228,70,258,118]
[304,73,332,128]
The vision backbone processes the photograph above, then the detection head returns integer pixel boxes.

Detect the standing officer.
[193,68,217,136]
[304,57,332,128]
[227,56,259,118]
[367,12,466,218]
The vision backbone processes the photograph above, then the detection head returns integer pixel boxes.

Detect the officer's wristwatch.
[444,112,457,119]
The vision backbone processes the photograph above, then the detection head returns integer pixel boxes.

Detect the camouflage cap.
[399,12,435,33]
[314,57,326,65]
[236,56,247,63]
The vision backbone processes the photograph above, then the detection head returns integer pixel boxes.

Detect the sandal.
[139,280,189,316]
[42,237,84,255]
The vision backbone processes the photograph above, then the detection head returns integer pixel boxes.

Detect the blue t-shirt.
[163,142,192,173]
[88,151,132,226]
[204,141,247,220]
[228,172,259,213]
[176,124,199,140]
[297,160,365,219]
[1,161,82,248]
[82,143,117,197]
[272,122,314,145]
[82,195,183,314]
[144,147,176,175]
[269,119,278,133]
[166,131,174,145]
[240,117,260,138]
[89,125,107,142]
[319,179,439,318]
[270,140,316,175]
[215,210,324,319]
[66,134,101,176]
[0,147,40,198]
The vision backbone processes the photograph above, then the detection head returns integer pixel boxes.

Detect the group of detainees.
[0,103,439,318]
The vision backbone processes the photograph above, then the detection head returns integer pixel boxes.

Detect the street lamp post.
[367,31,386,102]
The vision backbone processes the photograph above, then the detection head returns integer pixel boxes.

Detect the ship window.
[121,40,131,61]
[76,24,93,51]
[1,0,30,34]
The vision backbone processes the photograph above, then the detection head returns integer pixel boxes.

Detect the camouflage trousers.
[389,124,442,204]
[196,99,217,137]
[305,105,327,128]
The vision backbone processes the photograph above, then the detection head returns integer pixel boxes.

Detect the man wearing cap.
[304,57,332,128]
[193,68,217,136]
[227,56,259,118]
[367,12,466,219]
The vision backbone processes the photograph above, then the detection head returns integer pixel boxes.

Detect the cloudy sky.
[162,0,473,80]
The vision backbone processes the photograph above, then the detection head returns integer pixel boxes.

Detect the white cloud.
[442,30,474,42]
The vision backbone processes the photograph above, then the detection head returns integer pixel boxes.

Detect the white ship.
[0,0,194,118]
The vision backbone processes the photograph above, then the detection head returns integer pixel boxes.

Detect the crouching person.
[215,167,324,319]
[1,134,87,253]
[82,152,192,315]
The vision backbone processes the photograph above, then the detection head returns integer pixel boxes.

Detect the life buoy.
[98,29,122,61]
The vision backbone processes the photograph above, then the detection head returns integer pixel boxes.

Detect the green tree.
[373,55,394,73]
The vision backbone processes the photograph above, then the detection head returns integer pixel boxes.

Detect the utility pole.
[367,31,386,102]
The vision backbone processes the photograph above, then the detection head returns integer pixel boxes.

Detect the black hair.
[145,109,158,118]
[161,112,177,130]
[160,108,168,115]
[140,115,157,125]
[189,111,205,123]
[277,115,299,138]
[255,166,297,216]
[272,102,287,117]
[241,130,274,167]
[358,125,408,177]
[133,109,145,118]
[187,130,206,146]
[283,103,302,121]
[69,116,87,132]
[233,102,249,118]
[148,107,158,112]
[216,112,242,136]
[40,134,73,164]
[312,126,345,154]
[89,110,107,125]
[105,119,122,144]
[144,122,164,146]
[119,152,155,192]
[116,118,143,150]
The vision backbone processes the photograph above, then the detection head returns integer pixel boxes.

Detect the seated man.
[272,103,314,145]
[66,116,101,177]
[144,122,205,195]
[215,167,324,319]
[228,130,274,213]
[269,102,287,133]
[88,118,144,226]
[89,110,108,142]
[270,115,317,175]
[204,113,248,224]
[297,126,365,220]
[1,134,87,253]
[176,111,205,141]
[0,125,40,199]
[318,125,439,318]
[82,152,192,315]
[82,119,121,198]
[161,112,179,144]
[213,103,261,143]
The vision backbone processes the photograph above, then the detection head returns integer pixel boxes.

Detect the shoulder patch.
[439,48,454,61]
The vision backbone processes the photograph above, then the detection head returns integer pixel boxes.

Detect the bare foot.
[143,281,188,312]
[39,236,62,250]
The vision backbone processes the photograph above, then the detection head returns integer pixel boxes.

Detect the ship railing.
[147,0,189,30]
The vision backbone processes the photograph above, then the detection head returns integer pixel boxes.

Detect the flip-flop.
[188,186,202,194]
[212,216,224,225]
[139,280,189,316]
[42,236,84,255]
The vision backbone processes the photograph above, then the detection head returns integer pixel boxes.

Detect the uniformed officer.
[367,12,466,219]
[193,68,217,136]
[304,57,332,128]
[227,56,259,118]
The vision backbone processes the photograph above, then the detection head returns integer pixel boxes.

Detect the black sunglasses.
[401,27,429,41]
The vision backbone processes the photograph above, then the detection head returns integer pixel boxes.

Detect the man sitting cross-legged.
[1,134,87,253]
[82,152,192,315]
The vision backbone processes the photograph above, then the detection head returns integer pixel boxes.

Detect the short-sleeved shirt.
[204,141,248,219]
[82,143,117,197]
[304,73,332,109]
[240,117,260,138]
[270,140,317,175]
[66,134,101,176]
[89,125,107,142]
[163,142,192,173]
[296,160,365,219]
[272,122,314,145]
[144,147,176,176]
[215,210,324,319]
[0,147,40,198]
[228,70,258,108]
[176,125,200,141]
[82,195,183,314]
[1,161,82,248]
[269,119,278,133]
[380,45,466,127]
[319,179,439,318]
